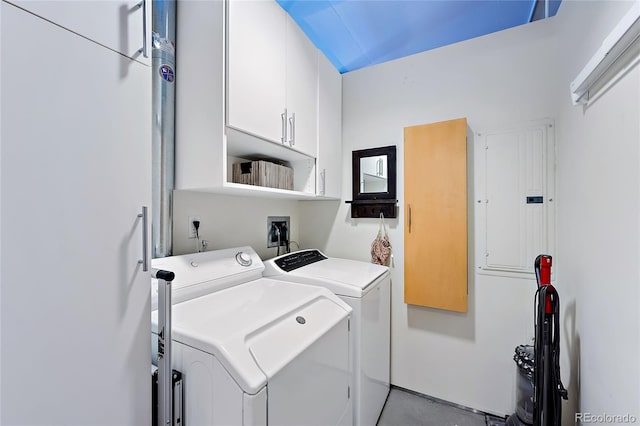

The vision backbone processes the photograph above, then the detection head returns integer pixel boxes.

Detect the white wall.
[301,17,560,416]
[301,0,640,419]
[553,1,640,422]
[172,190,301,260]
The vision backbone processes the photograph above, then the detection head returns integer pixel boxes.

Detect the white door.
[285,15,318,157]
[1,3,151,424]
[317,52,342,198]
[227,0,286,144]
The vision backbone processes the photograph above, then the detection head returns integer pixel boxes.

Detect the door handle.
[320,168,326,196]
[137,0,148,58]
[289,112,296,146]
[138,206,149,271]
[407,204,411,233]
[281,109,287,144]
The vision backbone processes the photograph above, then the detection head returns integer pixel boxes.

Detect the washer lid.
[151,278,351,394]
[151,246,263,310]
[264,251,390,297]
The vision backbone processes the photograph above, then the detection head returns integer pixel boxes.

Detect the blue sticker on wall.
[159,65,175,83]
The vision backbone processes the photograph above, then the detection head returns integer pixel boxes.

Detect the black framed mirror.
[347,145,397,218]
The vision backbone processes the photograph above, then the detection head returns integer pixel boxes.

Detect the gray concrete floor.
[377,387,507,426]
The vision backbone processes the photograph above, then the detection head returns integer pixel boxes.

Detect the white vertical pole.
[154,269,174,426]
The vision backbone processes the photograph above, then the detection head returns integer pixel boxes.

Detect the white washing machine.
[263,249,391,426]
[151,247,353,426]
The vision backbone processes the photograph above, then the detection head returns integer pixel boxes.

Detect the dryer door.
[249,298,352,426]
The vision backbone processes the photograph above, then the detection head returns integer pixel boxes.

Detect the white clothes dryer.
[151,247,353,426]
[263,249,391,426]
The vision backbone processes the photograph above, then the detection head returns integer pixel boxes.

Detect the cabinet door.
[175,0,225,190]
[1,4,151,424]
[227,0,286,144]
[6,0,150,65]
[317,52,342,198]
[285,15,318,157]
[404,118,468,312]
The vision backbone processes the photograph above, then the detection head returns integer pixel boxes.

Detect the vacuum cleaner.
[533,255,568,426]
[507,255,567,426]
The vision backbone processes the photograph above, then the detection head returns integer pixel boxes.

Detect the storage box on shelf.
[232,160,294,191]
[225,130,316,198]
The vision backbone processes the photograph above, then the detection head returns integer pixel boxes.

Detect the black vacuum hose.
[533,285,568,426]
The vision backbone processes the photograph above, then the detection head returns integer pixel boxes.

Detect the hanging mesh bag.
[371,213,392,266]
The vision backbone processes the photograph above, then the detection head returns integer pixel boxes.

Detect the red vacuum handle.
[535,254,554,314]
[539,255,552,286]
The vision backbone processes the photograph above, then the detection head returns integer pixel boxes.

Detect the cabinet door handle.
[137,0,148,58]
[289,112,296,146]
[407,203,411,233]
[320,168,326,196]
[138,206,149,271]
[281,108,287,144]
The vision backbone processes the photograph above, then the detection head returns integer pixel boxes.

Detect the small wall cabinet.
[404,118,468,313]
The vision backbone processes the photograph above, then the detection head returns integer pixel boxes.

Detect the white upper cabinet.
[176,0,341,199]
[6,0,151,65]
[226,0,318,158]
[227,0,286,144]
[285,15,318,158]
[317,52,342,199]
[176,0,317,198]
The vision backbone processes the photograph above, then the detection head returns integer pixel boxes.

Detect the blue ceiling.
[277,0,562,73]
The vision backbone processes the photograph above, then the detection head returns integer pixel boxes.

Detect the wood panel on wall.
[404,118,468,312]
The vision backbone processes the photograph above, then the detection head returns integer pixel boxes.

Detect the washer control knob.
[235,251,252,267]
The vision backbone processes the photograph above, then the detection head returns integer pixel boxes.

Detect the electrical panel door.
[476,119,555,277]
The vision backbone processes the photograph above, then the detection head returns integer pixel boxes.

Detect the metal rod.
[152,0,176,258]
[153,268,175,426]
